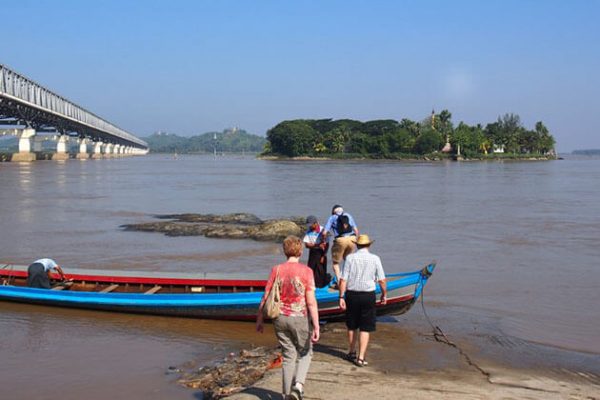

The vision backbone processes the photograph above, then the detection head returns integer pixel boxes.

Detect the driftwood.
[121,213,305,242]
[177,346,282,399]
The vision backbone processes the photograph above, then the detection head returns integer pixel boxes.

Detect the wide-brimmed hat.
[352,234,374,246]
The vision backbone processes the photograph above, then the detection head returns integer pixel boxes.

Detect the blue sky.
[3,0,599,151]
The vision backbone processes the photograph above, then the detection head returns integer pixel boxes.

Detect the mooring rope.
[419,282,491,379]
[418,283,560,393]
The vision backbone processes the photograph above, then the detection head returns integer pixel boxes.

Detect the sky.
[2,0,599,151]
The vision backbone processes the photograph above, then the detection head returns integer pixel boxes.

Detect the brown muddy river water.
[1,155,599,399]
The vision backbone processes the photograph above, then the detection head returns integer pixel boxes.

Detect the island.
[261,110,556,160]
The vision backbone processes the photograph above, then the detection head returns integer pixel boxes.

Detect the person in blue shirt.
[322,205,359,284]
[302,215,331,288]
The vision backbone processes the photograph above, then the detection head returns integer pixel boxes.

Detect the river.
[1,154,599,399]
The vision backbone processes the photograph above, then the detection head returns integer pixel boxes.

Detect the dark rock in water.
[248,220,304,242]
[204,225,250,239]
[155,213,264,225]
[178,346,282,399]
[121,212,304,242]
[166,366,182,374]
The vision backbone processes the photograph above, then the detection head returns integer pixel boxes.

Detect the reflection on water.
[1,155,600,398]
[0,302,275,400]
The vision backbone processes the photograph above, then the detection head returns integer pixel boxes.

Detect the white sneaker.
[289,387,303,400]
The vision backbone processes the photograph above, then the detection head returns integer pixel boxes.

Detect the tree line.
[143,129,266,154]
[264,111,556,158]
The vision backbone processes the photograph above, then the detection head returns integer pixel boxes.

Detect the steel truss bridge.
[0,63,147,160]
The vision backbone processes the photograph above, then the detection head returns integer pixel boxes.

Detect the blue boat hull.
[0,263,435,321]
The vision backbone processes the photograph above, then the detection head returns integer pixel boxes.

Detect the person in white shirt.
[338,234,386,367]
[26,258,68,289]
[302,215,330,288]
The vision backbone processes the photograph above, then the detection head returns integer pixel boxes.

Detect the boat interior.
[0,271,266,294]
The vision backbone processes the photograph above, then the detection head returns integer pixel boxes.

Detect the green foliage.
[414,128,444,154]
[142,129,266,154]
[263,111,556,158]
[267,120,318,157]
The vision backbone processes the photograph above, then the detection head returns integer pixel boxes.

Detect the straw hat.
[353,234,374,246]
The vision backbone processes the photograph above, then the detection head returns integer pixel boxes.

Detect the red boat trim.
[0,269,266,287]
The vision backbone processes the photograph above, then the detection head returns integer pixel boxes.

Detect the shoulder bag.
[263,267,282,319]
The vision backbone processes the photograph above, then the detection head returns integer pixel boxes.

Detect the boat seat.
[144,286,162,295]
[99,284,119,293]
[51,282,74,290]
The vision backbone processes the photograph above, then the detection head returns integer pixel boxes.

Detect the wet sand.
[230,322,600,400]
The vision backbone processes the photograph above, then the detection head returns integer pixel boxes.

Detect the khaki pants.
[332,236,356,264]
[274,315,313,395]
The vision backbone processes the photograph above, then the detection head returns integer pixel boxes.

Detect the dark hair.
[331,204,342,214]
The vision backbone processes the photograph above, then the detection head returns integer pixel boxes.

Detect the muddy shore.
[225,322,599,400]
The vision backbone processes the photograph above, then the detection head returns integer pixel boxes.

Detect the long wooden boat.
[0,262,435,321]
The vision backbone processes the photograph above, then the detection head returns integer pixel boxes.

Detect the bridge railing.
[0,64,146,147]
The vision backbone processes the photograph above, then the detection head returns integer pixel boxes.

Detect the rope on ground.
[418,285,559,394]
[419,284,491,379]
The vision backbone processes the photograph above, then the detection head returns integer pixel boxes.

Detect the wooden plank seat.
[99,284,119,293]
[144,286,162,295]
[52,282,74,290]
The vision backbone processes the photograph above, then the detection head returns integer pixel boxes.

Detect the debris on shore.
[177,346,282,399]
[121,213,304,242]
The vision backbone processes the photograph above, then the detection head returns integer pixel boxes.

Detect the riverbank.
[228,322,599,400]
[258,153,556,162]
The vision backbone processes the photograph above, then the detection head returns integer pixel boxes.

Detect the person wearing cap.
[322,205,358,284]
[338,234,386,367]
[302,215,330,288]
[26,258,68,289]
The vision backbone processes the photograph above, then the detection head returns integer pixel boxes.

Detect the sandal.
[343,352,356,362]
[354,358,368,367]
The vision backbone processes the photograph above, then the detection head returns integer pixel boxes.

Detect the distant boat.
[0,263,436,320]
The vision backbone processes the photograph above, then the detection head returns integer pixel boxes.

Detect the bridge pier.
[92,141,104,159]
[103,143,114,158]
[12,128,37,162]
[114,144,122,157]
[52,135,70,161]
[77,139,90,160]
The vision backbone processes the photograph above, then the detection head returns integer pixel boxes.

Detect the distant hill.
[572,149,600,155]
[142,129,266,154]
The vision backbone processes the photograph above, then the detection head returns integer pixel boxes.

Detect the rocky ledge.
[121,213,305,242]
[176,346,282,399]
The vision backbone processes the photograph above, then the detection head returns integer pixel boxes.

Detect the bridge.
[0,63,148,161]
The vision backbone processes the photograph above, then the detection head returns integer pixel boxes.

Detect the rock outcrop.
[122,213,305,242]
[177,347,282,399]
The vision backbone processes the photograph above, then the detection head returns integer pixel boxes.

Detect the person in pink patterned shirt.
[257,236,320,400]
